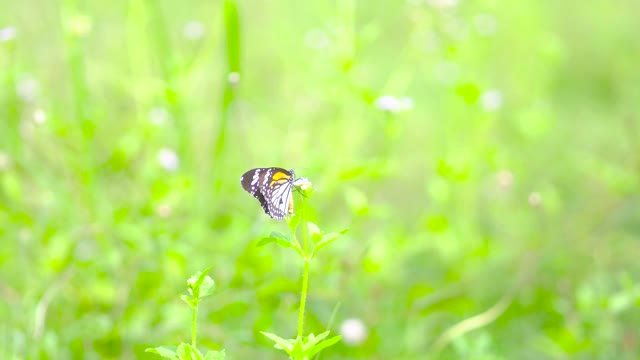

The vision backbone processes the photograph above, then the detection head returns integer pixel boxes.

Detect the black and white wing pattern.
[240,167,295,220]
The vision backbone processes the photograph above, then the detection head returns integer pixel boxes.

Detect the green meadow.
[1,0,639,358]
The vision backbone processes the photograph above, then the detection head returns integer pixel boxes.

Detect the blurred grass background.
[1,0,640,358]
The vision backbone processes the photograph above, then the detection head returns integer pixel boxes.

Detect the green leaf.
[194,267,214,289]
[290,336,305,358]
[307,221,322,243]
[455,82,481,104]
[187,267,214,299]
[345,187,368,215]
[303,331,327,349]
[176,342,203,360]
[256,237,278,247]
[271,231,291,241]
[257,232,294,249]
[261,331,294,353]
[179,294,194,309]
[203,349,226,360]
[312,229,347,257]
[145,346,179,359]
[198,276,215,298]
[306,335,342,358]
[424,215,448,233]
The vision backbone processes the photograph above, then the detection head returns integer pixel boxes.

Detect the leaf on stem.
[187,267,215,299]
[307,221,322,243]
[311,228,348,257]
[145,346,179,359]
[177,342,203,360]
[306,334,342,358]
[261,331,294,353]
[257,231,294,248]
[203,349,226,360]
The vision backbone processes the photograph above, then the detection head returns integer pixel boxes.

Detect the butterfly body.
[240,167,295,220]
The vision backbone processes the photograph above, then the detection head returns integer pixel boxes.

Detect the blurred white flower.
[16,75,39,102]
[0,151,11,171]
[183,21,205,40]
[227,72,240,86]
[19,228,31,244]
[157,148,180,172]
[434,61,459,85]
[497,170,513,190]
[0,26,16,42]
[148,107,170,126]
[293,177,313,195]
[427,0,458,9]
[304,28,331,49]
[374,95,414,113]
[340,318,368,346]
[528,192,542,207]
[480,89,503,111]
[74,239,97,262]
[20,119,35,139]
[33,109,46,125]
[67,14,92,37]
[474,14,497,36]
[444,19,470,41]
[156,204,172,218]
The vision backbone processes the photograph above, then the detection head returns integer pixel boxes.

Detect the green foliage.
[261,331,341,360]
[1,0,640,358]
[146,344,226,360]
[146,269,225,360]
[257,185,345,359]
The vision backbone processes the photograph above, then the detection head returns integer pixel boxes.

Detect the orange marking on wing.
[270,171,291,186]
[288,196,294,214]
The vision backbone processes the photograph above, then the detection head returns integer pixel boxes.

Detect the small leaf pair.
[261,331,342,360]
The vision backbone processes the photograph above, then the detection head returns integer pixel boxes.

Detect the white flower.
[497,170,513,189]
[374,95,414,113]
[480,89,503,111]
[183,21,205,40]
[304,28,331,49]
[0,26,17,42]
[156,204,172,218]
[474,14,497,36]
[293,177,313,194]
[74,239,97,262]
[16,75,39,102]
[434,61,459,85]
[148,107,170,126]
[340,318,368,346]
[427,0,458,9]
[528,192,542,207]
[227,72,240,86]
[33,109,46,125]
[157,148,180,172]
[67,14,92,37]
[0,151,11,171]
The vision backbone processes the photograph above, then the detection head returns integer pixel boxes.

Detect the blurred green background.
[1,0,639,358]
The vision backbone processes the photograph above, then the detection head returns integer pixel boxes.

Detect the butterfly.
[240,167,296,220]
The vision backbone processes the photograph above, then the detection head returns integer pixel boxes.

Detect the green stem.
[297,198,310,338]
[298,259,310,338]
[301,198,309,255]
[191,301,198,348]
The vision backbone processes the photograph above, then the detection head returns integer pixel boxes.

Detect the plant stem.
[191,301,198,348]
[297,198,310,338]
[298,258,310,338]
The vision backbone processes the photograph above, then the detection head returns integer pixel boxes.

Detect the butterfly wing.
[240,167,294,220]
[263,178,293,219]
